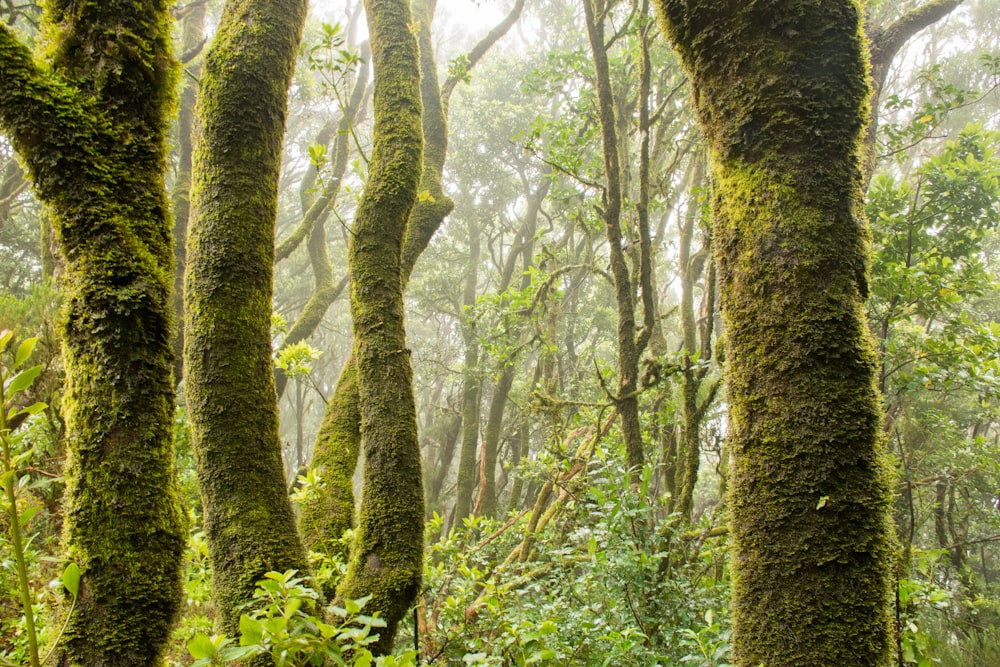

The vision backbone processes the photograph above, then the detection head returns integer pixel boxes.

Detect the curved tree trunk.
[334,0,424,653]
[656,1,895,664]
[0,2,186,664]
[184,0,309,636]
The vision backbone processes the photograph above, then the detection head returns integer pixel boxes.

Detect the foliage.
[420,457,730,665]
[0,332,76,667]
[185,570,417,667]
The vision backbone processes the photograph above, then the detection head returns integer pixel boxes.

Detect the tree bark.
[0,2,186,663]
[583,0,646,483]
[184,0,309,637]
[334,0,424,652]
[656,1,896,664]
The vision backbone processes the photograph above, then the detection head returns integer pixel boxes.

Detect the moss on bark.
[184,0,309,637]
[655,1,895,664]
[303,0,455,585]
[0,2,186,664]
[334,0,424,653]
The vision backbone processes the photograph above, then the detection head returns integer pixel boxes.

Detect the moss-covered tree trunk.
[298,0,458,560]
[184,0,309,636]
[583,0,651,484]
[0,2,186,664]
[334,0,424,653]
[655,1,895,664]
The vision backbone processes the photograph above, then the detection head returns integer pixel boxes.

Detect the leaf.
[62,562,81,597]
[18,402,47,417]
[240,614,264,646]
[816,496,829,510]
[6,365,43,395]
[220,645,259,662]
[13,337,38,368]
[188,633,216,659]
[417,190,435,203]
[19,504,41,527]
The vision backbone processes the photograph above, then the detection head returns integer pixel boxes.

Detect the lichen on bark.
[655,1,896,665]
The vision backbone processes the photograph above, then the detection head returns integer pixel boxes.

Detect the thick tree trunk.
[0,3,186,664]
[335,0,424,653]
[184,0,309,637]
[656,1,896,665]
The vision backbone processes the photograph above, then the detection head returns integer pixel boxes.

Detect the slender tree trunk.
[455,217,482,522]
[184,0,309,636]
[0,3,186,664]
[171,0,206,384]
[583,0,645,483]
[656,2,896,664]
[335,0,424,652]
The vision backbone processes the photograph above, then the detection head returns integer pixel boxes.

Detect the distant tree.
[0,2,186,664]
[656,1,896,665]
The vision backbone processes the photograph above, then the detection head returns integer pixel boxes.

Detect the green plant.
[678,609,730,667]
[187,570,417,667]
[0,332,77,667]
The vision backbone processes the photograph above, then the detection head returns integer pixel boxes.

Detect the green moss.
[335,0,424,654]
[655,1,894,665]
[183,0,309,638]
[0,3,186,664]
[298,359,361,585]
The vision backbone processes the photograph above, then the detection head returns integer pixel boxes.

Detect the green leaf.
[62,562,81,597]
[188,633,216,659]
[220,645,259,662]
[18,402,47,417]
[0,331,12,352]
[6,365,43,395]
[13,337,38,368]
[240,614,264,646]
[19,504,40,527]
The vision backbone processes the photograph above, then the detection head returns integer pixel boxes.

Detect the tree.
[655,1,896,664]
[184,0,310,637]
[0,2,186,664]
[332,0,424,653]
[298,0,523,565]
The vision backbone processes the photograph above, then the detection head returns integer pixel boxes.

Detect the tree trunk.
[0,3,186,663]
[656,2,896,664]
[583,0,645,483]
[170,0,206,384]
[184,0,309,636]
[454,217,482,523]
[335,0,424,652]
